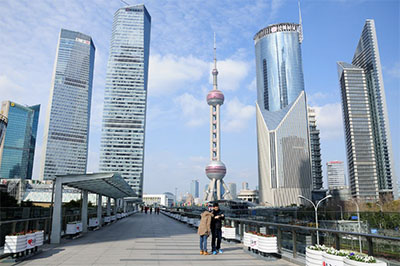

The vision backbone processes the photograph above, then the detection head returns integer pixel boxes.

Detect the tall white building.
[40,29,95,180]
[327,161,345,189]
[337,20,397,200]
[228,183,237,199]
[99,5,151,199]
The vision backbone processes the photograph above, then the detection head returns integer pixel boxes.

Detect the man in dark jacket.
[210,202,224,254]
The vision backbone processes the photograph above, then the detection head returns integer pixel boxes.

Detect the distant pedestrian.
[156,207,160,215]
[211,202,224,255]
[150,207,153,214]
[145,207,148,214]
[198,209,213,255]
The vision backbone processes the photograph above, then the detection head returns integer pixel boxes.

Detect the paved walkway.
[18,213,296,266]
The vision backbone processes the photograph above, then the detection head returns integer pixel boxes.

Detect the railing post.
[292,228,297,258]
[277,226,282,253]
[240,222,244,241]
[44,218,48,243]
[24,220,29,232]
[335,233,341,250]
[367,236,373,256]
[11,221,16,234]
[36,219,40,230]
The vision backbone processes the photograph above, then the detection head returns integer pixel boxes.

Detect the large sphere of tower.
[205,160,226,180]
[207,90,224,106]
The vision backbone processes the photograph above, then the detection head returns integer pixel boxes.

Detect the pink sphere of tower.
[207,89,224,106]
[205,160,226,180]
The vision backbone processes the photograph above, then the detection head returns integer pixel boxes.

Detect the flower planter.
[194,219,200,228]
[182,216,188,223]
[344,258,387,266]
[323,252,345,266]
[35,231,44,247]
[111,215,116,221]
[250,234,258,251]
[222,227,236,240]
[116,213,122,219]
[4,235,26,253]
[76,222,83,233]
[188,218,194,225]
[66,223,77,235]
[306,247,324,266]
[257,236,277,253]
[243,232,252,248]
[104,216,111,223]
[89,218,99,227]
[26,233,36,249]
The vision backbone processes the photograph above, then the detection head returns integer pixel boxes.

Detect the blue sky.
[0,0,399,199]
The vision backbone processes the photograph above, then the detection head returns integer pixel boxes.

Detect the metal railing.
[163,210,400,262]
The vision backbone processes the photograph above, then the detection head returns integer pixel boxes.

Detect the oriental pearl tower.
[204,35,232,202]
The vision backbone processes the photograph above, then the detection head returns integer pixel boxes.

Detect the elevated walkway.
[17,213,296,266]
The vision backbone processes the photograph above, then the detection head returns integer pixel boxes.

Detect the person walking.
[150,207,153,214]
[197,208,213,255]
[211,202,224,255]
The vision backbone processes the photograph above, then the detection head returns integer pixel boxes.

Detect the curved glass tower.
[255,23,312,207]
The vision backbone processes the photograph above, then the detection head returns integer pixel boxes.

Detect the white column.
[50,177,63,244]
[107,197,111,216]
[82,190,88,233]
[217,179,221,200]
[97,194,102,227]
[113,198,117,215]
[123,200,127,213]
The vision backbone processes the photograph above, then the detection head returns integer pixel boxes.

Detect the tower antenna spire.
[213,32,217,69]
[298,0,303,43]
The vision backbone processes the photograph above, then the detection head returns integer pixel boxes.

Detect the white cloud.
[248,78,257,91]
[211,59,250,91]
[174,93,208,127]
[312,103,344,140]
[387,61,400,78]
[148,54,208,96]
[223,97,255,132]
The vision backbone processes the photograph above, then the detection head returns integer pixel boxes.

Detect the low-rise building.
[238,189,259,204]
[142,193,174,207]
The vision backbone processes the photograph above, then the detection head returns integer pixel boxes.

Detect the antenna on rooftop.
[298,0,303,43]
[120,0,130,6]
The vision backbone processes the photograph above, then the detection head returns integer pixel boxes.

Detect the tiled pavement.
[18,213,297,266]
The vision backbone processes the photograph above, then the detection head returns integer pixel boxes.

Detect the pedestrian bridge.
[18,213,296,266]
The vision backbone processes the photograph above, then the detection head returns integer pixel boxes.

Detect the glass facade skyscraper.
[327,161,345,189]
[338,19,397,200]
[190,180,199,198]
[308,107,323,190]
[40,29,95,180]
[255,23,312,207]
[99,5,151,199]
[0,101,40,179]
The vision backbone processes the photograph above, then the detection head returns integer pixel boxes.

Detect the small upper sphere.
[207,90,224,106]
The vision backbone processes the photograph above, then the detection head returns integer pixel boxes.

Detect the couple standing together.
[197,202,224,255]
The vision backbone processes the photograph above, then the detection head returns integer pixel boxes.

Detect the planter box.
[66,223,77,234]
[257,236,277,253]
[222,227,236,240]
[188,218,194,225]
[4,235,26,253]
[243,232,252,248]
[116,213,122,219]
[26,233,36,249]
[104,216,111,223]
[76,222,83,233]
[323,252,345,266]
[250,234,258,250]
[35,231,44,246]
[306,247,324,266]
[89,218,99,227]
[194,219,200,228]
[344,258,387,266]
[111,215,116,221]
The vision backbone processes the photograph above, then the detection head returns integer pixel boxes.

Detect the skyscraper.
[0,101,40,179]
[190,179,199,198]
[0,113,7,146]
[255,22,312,207]
[327,161,345,189]
[99,5,151,199]
[337,19,397,200]
[308,107,323,190]
[40,29,95,180]
[228,183,237,199]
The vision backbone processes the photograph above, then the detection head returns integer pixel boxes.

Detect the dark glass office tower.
[0,101,40,179]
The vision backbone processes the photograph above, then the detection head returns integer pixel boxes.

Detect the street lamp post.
[298,194,332,245]
[352,200,362,253]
